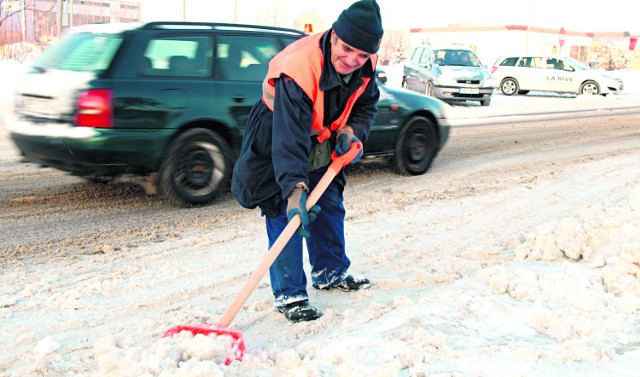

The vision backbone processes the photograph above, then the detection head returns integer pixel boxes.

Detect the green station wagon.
[9,22,450,207]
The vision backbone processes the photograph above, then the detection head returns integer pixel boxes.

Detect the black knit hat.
[332,0,384,54]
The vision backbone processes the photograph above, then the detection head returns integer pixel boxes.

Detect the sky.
[140,0,639,34]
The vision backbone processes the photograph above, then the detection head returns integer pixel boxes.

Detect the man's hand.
[286,184,321,238]
[335,126,363,165]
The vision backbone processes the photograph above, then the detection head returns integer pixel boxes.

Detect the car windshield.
[33,32,123,73]
[434,49,482,67]
[563,57,589,71]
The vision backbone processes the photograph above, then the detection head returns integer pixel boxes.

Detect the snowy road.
[1,105,639,375]
[2,60,640,376]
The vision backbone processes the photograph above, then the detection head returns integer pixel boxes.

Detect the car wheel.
[424,81,436,97]
[480,96,492,106]
[580,80,600,95]
[393,116,438,176]
[500,78,519,96]
[159,128,232,207]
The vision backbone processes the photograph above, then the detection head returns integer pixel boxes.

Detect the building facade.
[410,24,639,71]
[1,0,141,46]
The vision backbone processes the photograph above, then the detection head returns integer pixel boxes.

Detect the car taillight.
[75,89,113,128]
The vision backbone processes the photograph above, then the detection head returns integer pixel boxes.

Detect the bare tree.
[1,0,57,61]
[379,29,411,65]
[248,0,288,28]
[1,0,31,27]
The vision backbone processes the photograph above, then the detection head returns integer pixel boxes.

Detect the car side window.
[547,58,572,71]
[139,36,213,78]
[518,57,544,68]
[410,47,422,64]
[500,57,519,67]
[547,58,563,70]
[217,36,280,81]
[418,48,431,65]
[282,37,299,47]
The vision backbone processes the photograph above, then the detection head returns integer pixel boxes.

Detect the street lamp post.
[525,0,532,53]
[57,0,63,37]
[21,0,26,42]
[234,0,237,23]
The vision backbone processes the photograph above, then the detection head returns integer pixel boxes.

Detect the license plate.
[459,88,479,94]
[19,96,53,116]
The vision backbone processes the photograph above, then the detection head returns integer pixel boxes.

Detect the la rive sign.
[546,76,574,82]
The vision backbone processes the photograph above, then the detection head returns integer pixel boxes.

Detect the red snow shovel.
[162,142,363,365]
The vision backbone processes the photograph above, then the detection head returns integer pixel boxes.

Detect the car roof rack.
[141,21,305,36]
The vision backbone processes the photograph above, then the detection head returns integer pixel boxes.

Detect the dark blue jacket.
[231,30,379,216]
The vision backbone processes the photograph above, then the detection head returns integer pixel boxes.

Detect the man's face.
[330,31,372,75]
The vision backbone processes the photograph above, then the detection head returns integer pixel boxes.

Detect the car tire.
[500,78,519,96]
[159,128,232,207]
[480,96,492,106]
[425,81,436,97]
[580,80,600,95]
[393,116,438,176]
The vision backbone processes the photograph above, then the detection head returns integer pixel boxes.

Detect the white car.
[491,55,623,96]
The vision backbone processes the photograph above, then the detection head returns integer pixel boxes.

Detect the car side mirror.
[375,70,388,85]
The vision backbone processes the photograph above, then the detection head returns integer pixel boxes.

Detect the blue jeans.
[266,172,350,307]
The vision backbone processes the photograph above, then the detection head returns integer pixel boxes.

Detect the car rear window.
[34,32,123,73]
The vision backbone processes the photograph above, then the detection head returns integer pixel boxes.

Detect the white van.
[491,55,623,96]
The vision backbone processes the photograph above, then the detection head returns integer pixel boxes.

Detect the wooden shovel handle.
[217,142,362,327]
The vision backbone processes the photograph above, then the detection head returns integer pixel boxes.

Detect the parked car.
[9,22,449,207]
[491,55,624,96]
[402,44,494,106]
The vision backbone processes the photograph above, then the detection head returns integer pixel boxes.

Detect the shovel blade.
[162,324,246,365]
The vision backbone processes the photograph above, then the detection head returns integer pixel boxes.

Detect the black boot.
[322,275,371,292]
[277,300,323,323]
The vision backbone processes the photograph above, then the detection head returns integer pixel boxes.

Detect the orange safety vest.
[261,32,377,143]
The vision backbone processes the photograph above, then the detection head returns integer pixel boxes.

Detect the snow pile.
[93,331,235,377]
[479,185,640,363]
[0,42,41,63]
[81,186,640,376]
[514,185,640,289]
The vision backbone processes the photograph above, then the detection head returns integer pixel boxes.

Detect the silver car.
[402,44,494,106]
